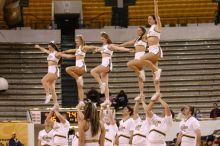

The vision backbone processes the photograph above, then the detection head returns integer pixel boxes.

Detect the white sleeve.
[111,124,119,134]
[165,115,173,126]
[38,131,42,140]
[128,118,135,132]
[192,119,200,130]
[53,121,59,129]
[63,120,70,128]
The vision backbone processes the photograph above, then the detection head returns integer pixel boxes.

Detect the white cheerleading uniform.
[132,117,150,146]
[38,129,54,146]
[134,38,147,60]
[47,51,60,77]
[85,123,101,146]
[75,46,87,72]
[104,123,118,146]
[72,132,79,146]
[53,120,70,146]
[118,118,134,146]
[147,24,163,58]
[101,44,113,71]
[179,116,200,146]
[147,114,173,146]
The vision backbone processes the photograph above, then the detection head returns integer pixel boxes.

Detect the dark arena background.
[0,0,220,146]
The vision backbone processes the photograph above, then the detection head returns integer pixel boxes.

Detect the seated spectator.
[86,87,100,104]
[210,103,220,119]
[112,90,128,110]
[176,107,185,120]
[194,109,202,120]
[9,132,22,146]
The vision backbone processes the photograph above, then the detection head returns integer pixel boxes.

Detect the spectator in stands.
[194,109,202,120]
[86,87,100,104]
[210,103,220,119]
[9,132,22,146]
[176,107,185,120]
[112,90,128,110]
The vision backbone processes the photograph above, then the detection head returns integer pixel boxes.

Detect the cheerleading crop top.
[134,37,147,48]
[47,51,60,63]
[101,44,113,56]
[75,46,86,57]
[147,24,160,39]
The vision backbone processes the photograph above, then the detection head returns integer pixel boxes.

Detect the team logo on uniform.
[42,135,53,142]
[135,124,142,130]
[152,120,161,127]
[180,124,188,132]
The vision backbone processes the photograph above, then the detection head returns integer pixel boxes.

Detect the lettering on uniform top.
[135,124,142,131]
[180,124,188,132]
[119,126,126,132]
[152,120,161,127]
[42,135,52,142]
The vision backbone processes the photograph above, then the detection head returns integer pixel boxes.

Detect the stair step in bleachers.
[0,44,61,121]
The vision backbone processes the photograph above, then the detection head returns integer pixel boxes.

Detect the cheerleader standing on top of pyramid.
[140,0,163,100]
[62,35,87,108]
[35,41,74,107]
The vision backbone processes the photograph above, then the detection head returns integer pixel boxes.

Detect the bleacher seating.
[0,40,220,120]
[82,0,112,28]
[129,0,218,26]
[0,44,61,121]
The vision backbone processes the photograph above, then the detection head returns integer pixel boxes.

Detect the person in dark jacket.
[210,103,220,119]
[9,132,22,146]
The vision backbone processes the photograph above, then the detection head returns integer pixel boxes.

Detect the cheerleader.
[35,42,74,106]
[83,32,132,107]
[140,0,163,100]
[45,105,71,146]
[62,35,87,107]
[175,106,201,146]
[131,99,151,146]
[77,101,106,146]
[118,26,147,100]
[116,105,134,146]
[100,106,118,146]
[38,120,54,146]
[143,95,173,146]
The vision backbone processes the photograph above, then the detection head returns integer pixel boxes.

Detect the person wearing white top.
[35,42,74,106]
[131,100,151,146]
[139,0,163,101]
[45,105,71,146]
[175,106,201,146]
[115,105,134,146]
[83,32,132,107]
[38,120,54,146]
[100,106,118,146]
[62,35,87,108]
[77,101,106,146]
[143,95,173,146]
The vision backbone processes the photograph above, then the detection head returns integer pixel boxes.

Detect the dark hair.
[48,42,63,65]
[101,32,112,44]
[84,102,100,137]
[149,15,157,24]
[137,26,146,41]
[189,106,194,115]
[123,105,133,116]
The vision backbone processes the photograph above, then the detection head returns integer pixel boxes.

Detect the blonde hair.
[75,34,85,46]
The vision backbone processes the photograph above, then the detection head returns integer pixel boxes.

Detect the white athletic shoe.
[101,100,111,107]
[154,69,162,81]
[77,76,83,87]
[151,92,161,101]
[100,83,106,94]
[139,70,146,81]
[134,95,141,101]
[45,94,52,104]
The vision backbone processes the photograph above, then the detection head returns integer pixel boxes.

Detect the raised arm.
[99,107,104,122]
[56,52,75,59]
[78,120,85,146]
[142,100,155,118]
[195,129,201,146]
[62,49,76,53]
[107,107,116,125]
[158,97,171,117]
[133,101,140,120]
[54,110,66,124]
[119,39,136,47]
[45,109,54,122]
[154,0,161,32]
[108,44,134,53]
[35,44,50,54]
